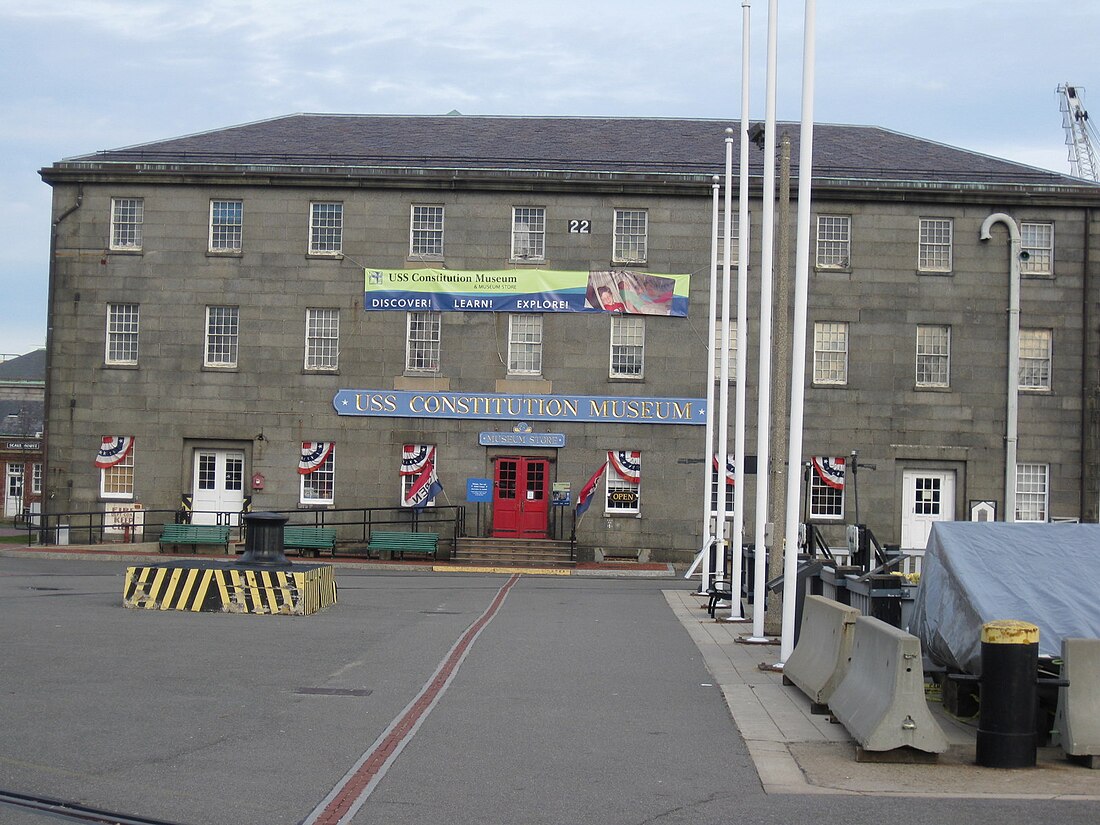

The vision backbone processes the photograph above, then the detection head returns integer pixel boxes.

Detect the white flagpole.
[780,0,817,665]
[725,0,752,622]
[714,130,735,597]
[748,0,780,643]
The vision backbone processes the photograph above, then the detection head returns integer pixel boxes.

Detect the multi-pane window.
[613,208,648,263]
[309,202,343,255]
[32,463,42,495]
[710,464,735,515]
[809,465,844,520]
[406,311,441,372]
[512,207,546,261]
[918,218,953,272]
[301,447,335,505]
[410,205,444,258]
[508,314,543,375]
[610,316,645,378]
[813,321,848,385]
[209,200,243,252]
[915,324,950,388]
[205,306,239,368]
[1015,463,1049,522]
[717,211,740,265]
[606,467,640,514]
[1021,221,1054,276]
[1019,328,1052,390]
[713,319,737,381]
[816,215,851,269]
[105,303,139,365]
[110,198,144,251]
[305,308,339,370]
[101,446,135,499]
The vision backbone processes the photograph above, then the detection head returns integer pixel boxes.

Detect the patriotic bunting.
[400,444,432,475]
[812,456,846,489]
[608,450,641,483]
[95,436,134,469]
[299,442,335,474]
[402,445,443,509]
[712,455,736,486]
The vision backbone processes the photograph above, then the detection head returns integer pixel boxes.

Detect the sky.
[2,0,1097,356]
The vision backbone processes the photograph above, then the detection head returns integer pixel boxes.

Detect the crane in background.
[1058,83,1100,182]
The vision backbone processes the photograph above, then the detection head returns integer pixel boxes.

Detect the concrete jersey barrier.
[784,595,860,709]
[1054,637,1100,766]
[829,615,948,755]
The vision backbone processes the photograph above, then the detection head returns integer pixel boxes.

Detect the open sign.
[609,490,638,505]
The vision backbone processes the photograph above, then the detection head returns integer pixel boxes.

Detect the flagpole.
[713,129,735,601]
[779,0,817,666]
[748,0,780,643]
[724,0,752,623]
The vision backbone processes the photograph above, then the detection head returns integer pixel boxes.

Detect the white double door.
[191,449,245,526]
[900,469,955,551]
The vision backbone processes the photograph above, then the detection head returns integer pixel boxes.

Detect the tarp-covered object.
[910,522,1100,675]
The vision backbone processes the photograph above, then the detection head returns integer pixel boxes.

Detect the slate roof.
[0,400,43,438]
[53,114,1093,189]
[0,349,45,383]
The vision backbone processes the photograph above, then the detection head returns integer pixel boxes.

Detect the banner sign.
[479,431,566,447]
[334,389,705,425]
[363,267,690,317]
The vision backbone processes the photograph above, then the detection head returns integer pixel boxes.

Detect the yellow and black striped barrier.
[124,561,337,615]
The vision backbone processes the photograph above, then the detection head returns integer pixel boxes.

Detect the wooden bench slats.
[159,524,231,553]
[283,526,337,558]
[367,531,438,559]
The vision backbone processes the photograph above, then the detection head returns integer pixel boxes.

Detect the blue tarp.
[909,522,1100,674]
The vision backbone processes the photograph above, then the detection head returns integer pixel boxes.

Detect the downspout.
[43,185,84,518]
[979,212,1021,523]
[1082,207,1093,520]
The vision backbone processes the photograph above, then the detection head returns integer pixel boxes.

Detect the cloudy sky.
[2,0,1096,355]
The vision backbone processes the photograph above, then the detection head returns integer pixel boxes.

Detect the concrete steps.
[453,537,576,568]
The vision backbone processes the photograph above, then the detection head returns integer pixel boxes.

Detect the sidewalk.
[664,588,1100,800]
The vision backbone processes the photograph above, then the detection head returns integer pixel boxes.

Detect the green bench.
[367,530,439,560]
[159,523,231,554]
[283,526,337,558]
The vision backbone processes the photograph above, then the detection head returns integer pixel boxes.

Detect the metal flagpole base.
[759,661,785,672]
[719,615,751,623]
[739,636,774,645]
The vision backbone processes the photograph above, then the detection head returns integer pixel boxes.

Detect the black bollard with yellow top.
[975,620,1040,768]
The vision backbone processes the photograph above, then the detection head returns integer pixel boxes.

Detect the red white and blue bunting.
[608,450,641,484]
[713,455,736,486]
[812,456,846,490]
[299,441,335,475]
[400,444,432,476]
[95,436,134,469]
[402,445,442,509]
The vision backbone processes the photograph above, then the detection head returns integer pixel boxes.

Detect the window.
[1021,221,1054,276]
[1015,463,1048,522]
[1019,328,1052,390]
[816,215,851,269]
[713,318,737,380]
[32,463,42,495]
[915,325,950,388]
[6,463,23,505]
[610,316,644,378]
[813,321,848,385]
[606,451,641,515]
[209,200,243,252]
[410,205,444,258]
[717,210,740,265]
[918,218,952,272]
[205,306,239,368]
[301,446,335,505]
[101,445,135,499]
[305,308,339,370]
[406,311,441,372]
[613,208,648,263]
[809,458,845,520]
[110,198,143,251]
[105,303,139,365]
[710,462,734,516]
[309,202,343,255]
[508,314,542,375]
[512,207,545,261]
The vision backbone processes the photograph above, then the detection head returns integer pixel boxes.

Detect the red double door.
[492,457,550,538]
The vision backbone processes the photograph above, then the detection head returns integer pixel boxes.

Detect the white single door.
[901,469,955,550]
[4,463,23,518]
[191,450,245,525]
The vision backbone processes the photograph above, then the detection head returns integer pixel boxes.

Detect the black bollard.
[237,511,291,567]
[975,620,1039,768]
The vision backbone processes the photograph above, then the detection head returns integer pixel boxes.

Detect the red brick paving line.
[302,573,521,825]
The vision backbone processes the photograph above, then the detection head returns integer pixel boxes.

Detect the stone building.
[0,350,45,520]
[37,115,1100,558]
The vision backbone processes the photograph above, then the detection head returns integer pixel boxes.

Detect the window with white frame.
[710,462,735,515]
[309,202,343,255]
[508,314,542,375]
[613,208,648,263]
[110,198,144,251]
[300,446,335,505]
[918,218,953,272]
[816,215,851,269]
[1019,328,1052,390]
[610,316,644,378]
[1015,463,1048,522]
[915,324,950,388]
[406,311,441,372]
[105,303,139,365]
[101,445,135,499]
[410,205,444,258]
[32,462,42,495]
[606,452,641,515]
[305,308,339,371]
[204,306,239,368]
[1021,221,1054,276]
[209,200,243,252]
[713,318,737,381]
[717,210,740,265]
[813,321,848,385]
[809,459,845,520]
[512,206,546,261]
